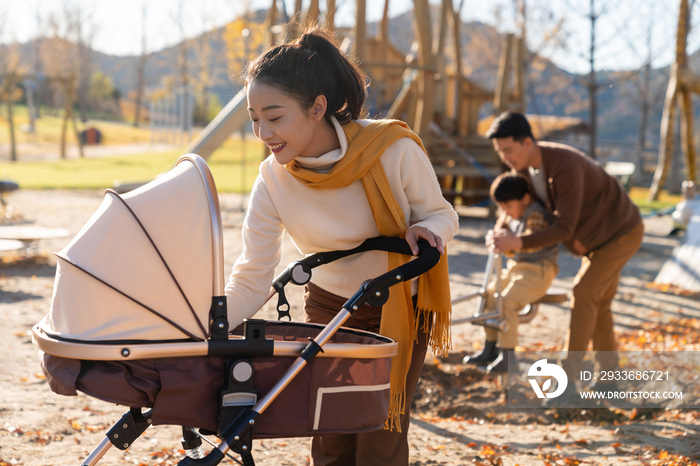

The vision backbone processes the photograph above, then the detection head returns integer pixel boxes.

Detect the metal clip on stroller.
[32,154,440,466]
[450,252,567,331]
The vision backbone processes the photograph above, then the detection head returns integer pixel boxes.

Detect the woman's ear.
[310,95,327,122]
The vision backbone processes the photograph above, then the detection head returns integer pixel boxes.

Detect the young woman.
[225,27,459,466]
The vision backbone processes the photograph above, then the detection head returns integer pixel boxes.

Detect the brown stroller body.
[33,154,439,466]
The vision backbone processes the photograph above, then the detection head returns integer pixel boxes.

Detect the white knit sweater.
[225,117,459,328]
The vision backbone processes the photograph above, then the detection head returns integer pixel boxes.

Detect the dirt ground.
[1,188,699,466]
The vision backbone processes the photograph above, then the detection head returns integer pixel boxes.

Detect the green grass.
[0,105,154,145]
[0,138,267,193]
[0,108,686,205]
[2,148,688,206]
[629,187,682,215]
[0,104,269,192]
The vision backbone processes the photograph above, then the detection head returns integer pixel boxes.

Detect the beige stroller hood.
[41,155,221,343]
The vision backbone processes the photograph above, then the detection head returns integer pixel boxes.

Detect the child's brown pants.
[484,259,558,348]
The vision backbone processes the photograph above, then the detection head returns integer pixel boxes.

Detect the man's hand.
[491,229,523,254]
[406,225,445,256]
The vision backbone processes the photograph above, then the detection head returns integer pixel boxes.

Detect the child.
[462,173,558,373]
[225,28,459,466]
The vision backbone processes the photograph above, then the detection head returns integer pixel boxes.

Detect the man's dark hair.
[485,112,535,143]
[490,172,531,204]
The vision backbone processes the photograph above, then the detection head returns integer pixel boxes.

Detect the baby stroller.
[32,154,440,466]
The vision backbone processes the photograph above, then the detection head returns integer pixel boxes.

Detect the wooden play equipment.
[646,0,700,296]
[374,0,518,207]
[648,0,698,201]
[186,0,522,207]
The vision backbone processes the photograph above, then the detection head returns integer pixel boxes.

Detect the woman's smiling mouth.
[268,142,286,153]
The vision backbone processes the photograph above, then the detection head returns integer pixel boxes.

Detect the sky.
[1,0,698,75]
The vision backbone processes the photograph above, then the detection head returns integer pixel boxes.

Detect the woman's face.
[247,81,319,165]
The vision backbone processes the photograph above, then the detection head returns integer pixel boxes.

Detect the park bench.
[604,161,636,191]
[0,226,71,255]
[0,239,25,253]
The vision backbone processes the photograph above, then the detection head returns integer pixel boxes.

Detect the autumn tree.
[62,1,96,123]
[176,2,191,134]
[488,0,570,115]
[0,43,24,161]
[191,10,228,126]
[610,1,667,181]
[133,3,148,127]
[224,16,265,86]
[41,9,84,158]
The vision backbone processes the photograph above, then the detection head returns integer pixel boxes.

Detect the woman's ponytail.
[245,27,367,124]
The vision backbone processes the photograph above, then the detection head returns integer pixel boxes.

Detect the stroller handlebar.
[272,236,438,286]
[341,239,440,312]
[268,237,441,318]
[396,239,441,281]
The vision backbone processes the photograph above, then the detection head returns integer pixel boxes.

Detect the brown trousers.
[563,220,644,378]
[303,282,428,466]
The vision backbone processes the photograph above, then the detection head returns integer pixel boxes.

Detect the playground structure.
[451,252,567,330]
[649,0,698,201]
[182,3,700,303]
[184,0,531,207]
[649,0,700,295]
[149,87,195,145]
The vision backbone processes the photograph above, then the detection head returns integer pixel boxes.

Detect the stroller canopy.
[45,155,221,342]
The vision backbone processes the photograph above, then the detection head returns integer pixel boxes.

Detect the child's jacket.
[506,202,558,266]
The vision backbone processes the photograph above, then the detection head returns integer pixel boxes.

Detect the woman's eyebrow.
[248,104,284,112]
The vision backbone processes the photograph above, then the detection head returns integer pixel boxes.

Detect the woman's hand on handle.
[406,225,444,256]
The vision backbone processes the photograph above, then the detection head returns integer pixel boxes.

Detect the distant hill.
[10,7,678,145]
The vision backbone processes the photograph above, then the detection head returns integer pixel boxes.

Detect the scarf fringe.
[416,307,452,357]
[383,307,452,433]
[383,389,406,433]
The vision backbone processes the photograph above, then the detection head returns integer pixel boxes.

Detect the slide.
[183,88,250,160]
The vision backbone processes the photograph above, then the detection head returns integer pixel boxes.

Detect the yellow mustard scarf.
[286,119,452,431]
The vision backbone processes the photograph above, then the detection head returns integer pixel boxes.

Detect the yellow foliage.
[224,18,266,83]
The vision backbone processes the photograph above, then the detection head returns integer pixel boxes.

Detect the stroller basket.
[32,154,440,466]
[36,320,395,436]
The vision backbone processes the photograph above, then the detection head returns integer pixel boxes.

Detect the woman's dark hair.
[485,112,535,143]
[490,172,531,204]
[245,27,367,125]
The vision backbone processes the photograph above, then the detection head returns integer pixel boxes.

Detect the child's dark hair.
[490,172,531,204]
[244,27,367,125]
[485,112,535,143]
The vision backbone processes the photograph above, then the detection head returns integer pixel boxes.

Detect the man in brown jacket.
[485,112,644,403]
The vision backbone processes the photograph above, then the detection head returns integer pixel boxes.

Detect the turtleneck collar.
[294,115,348,173]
